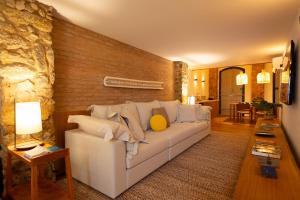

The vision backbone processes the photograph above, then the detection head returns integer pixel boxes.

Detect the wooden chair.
[252,107,267,121]
[236,103,252,122]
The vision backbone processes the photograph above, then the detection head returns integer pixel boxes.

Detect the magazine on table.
[24,145,49,159]
[251,143,281,159]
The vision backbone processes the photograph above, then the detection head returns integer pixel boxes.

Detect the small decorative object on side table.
[5,143,74,200]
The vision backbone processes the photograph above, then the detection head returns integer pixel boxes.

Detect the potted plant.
[252,97,275,119]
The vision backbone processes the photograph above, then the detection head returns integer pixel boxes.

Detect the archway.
[219,67,245,115]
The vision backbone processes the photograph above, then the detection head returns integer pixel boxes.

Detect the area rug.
[60,130,250,200]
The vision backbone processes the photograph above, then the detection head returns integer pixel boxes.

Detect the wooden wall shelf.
[103,76,164,90]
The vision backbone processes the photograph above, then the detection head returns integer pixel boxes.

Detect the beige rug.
[60,130,250,200]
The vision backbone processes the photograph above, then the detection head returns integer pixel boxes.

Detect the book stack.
[251,140,281,159]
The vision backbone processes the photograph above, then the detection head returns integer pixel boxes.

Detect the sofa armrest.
[197,105,212,122]
[65,129,126,198]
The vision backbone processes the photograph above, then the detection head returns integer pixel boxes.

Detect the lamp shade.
[188,96,196,105]
[236,72,248,85]
[15,102,42,135]
[257,70,270,84]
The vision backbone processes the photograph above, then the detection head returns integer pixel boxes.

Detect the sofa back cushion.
[135,100,161,131]
[88,105,109,119]
[177,104,198,122]
[159,100,179,123]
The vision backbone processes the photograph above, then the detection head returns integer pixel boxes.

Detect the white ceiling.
[40,0,300,69]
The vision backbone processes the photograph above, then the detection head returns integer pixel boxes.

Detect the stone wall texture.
[52,18,175,112]
[0,0,54,184]
[174,61,188,103]
[0,0,54,140]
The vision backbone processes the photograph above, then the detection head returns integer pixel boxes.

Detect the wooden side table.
[6,143,74,200]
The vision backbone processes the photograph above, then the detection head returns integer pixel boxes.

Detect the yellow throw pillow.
[150,114,167,132]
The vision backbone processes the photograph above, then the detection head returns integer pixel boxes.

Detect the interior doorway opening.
[219,67,245,115]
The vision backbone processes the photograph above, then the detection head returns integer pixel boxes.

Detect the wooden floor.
[212,116,255,134]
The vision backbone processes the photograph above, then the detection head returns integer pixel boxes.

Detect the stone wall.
[0,0,54,185]
[174,61,188,103]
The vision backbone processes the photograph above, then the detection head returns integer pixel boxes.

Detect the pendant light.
[281,70,289,84]
[257,70,270,84]
[236,72,248,85]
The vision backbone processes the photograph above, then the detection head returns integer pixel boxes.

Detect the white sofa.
[65,102,211,198]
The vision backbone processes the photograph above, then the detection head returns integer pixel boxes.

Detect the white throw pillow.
[88,105,109,119]
[177,104,198,122]
[159,100,180,123]
[68,115,130,141]
[89,104,124,120]
[135,100,161,131]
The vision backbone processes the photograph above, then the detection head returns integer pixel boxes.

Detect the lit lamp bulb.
[14,101,43,150]
[257,70,270,84]
[236,72,248,85]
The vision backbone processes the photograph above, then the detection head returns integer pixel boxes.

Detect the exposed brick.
[209,68,218,99]
[52,18,175,111]
[251,64,265,99]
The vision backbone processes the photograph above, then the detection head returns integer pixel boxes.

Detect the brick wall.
[251,63,265,99]
[208,68,218,99]
[52,18,175,111]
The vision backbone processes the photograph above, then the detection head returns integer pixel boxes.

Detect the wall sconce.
[257,69,270,84]
[193,75,198,85]
[201,76,206,85]
[236,72,248,85]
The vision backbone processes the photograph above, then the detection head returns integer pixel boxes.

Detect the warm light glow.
[257,70,270,84]
[193,74,198,85]
[272,56,288,72]
[236,72,248,85]
[261,44,286,55]
[15,102,43,135]
[281,70,289,84]
[188,96,196,105]
[182,85,188,97]
[184,53,224,65]
[202,75,206,83]
[167,53,224,67]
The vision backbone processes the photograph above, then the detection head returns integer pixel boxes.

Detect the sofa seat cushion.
[148,121,209,147]
[126,133,169,169]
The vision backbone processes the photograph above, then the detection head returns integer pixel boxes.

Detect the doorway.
[219,67,245,115]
